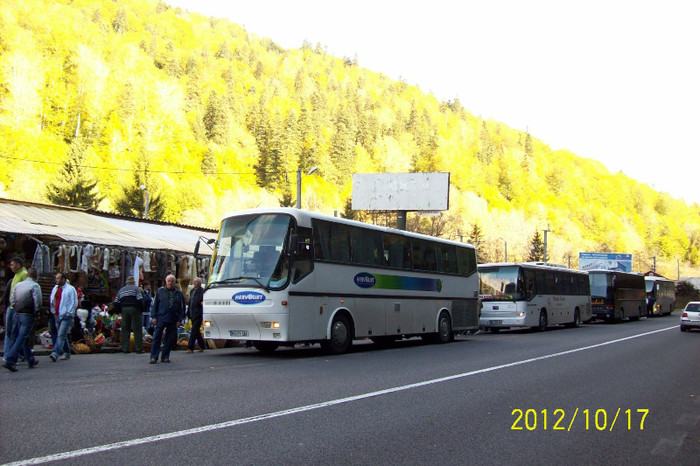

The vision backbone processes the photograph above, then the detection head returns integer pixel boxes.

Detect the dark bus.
[645,276,676,316]
[588,270,646,321]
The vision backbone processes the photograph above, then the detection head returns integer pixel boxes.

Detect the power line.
[0,154,258,176]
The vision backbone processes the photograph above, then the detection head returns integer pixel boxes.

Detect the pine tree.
[528,230,544,262]
[203,91,231,146]
[467,223,489,263]
[522,131,533,171]
[467,223,484,247]
[201,147,218,175]
[45,138,101,208]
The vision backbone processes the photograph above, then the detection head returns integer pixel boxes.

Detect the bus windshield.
[209,214,292,289]
[479,266,522,300]
[589,272,612,298]
[645,280,654,293]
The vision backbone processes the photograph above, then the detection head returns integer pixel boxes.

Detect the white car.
[680,301,700,332]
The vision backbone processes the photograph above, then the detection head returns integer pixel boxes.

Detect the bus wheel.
[536,310,547,332]
[490,327,501,333]
[252,341,279,353]
[434,312,454,343]
[321,314,353,354]
[568,309,581,328]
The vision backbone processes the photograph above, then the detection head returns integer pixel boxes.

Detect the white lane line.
[3,326,677,466]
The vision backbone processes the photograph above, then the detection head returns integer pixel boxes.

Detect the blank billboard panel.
[352,172,449,211]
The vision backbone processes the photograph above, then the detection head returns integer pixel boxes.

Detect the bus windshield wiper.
[208,276,269,291]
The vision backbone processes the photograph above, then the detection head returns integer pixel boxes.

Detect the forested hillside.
[1,0,699,277]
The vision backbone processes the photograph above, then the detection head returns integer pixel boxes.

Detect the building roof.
[0,198,216,255]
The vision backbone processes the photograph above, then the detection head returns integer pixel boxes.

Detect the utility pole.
[543,224,551,263]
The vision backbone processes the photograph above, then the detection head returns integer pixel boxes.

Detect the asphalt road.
[1,313,698,465]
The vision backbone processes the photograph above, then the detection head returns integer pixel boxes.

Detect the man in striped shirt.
[113,276,145,354]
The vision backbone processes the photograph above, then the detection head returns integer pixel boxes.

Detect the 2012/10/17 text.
[510,408,649,431]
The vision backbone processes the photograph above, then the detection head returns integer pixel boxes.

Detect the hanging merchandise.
[31,243,51,274]
[142,251,152,272]
[80,244,95,273]
[133,254,143,284]
[102,247,110,271]
[69,245,82,272]
[91,246,104,271]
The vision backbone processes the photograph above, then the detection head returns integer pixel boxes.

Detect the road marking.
[3,326,677,466]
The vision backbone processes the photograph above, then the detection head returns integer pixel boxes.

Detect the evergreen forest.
[1,0,699,278]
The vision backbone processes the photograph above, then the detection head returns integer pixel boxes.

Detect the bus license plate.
[488,320,502,325]
[229,330,249,337]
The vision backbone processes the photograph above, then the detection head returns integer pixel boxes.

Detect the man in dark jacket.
[113,276,145,353]
[186,277,205,353]
[149,274,184,364]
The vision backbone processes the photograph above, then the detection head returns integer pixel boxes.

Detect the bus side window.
[292,227,313,283]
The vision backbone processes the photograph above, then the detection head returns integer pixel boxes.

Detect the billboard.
[351,172,450,211]
[579,252,633,272]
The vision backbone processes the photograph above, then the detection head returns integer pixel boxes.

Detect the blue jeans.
[51,314,73,358]
[149,321,177,361]
[4,307,24,358]
[4,313,35,365]
[49,313,70,354]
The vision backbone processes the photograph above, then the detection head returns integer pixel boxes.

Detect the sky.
[166,0,700,204]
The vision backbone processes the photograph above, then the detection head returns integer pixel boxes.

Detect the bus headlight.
[261,321,280,329]
[517,311,525,317]
[203,321,212,328]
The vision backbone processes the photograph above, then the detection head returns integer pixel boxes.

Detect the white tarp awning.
[0,200,216,255]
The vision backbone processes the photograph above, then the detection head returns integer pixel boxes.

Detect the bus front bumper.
[203,313,290,342]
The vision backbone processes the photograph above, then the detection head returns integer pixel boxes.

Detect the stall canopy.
[0,199,217,254]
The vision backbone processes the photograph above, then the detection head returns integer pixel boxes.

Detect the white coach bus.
[201,208,480,354]
[478,262,591,332]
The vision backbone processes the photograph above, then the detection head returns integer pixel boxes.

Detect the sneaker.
[28,360,39,369]
[149,359,157,364]
[2,362,17,372]
[161,359,171,363]
[185,349,193,354]
[58,354,70,360]
[49,354,57,362]
[197,349,204,352]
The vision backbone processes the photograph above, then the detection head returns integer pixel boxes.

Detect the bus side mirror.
[289,234,310,254]
[194,236,216,259]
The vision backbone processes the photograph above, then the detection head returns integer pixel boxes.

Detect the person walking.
[3,257,27,358]
[149,274,185,364]
[140,281,153,334]
[113,276,145,353]
[49,272,78,362]
[186,277,205,353]
[3,267,41,372]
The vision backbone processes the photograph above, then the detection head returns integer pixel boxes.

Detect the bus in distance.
[202,208,481,354]
[645,276,676,316]
[478,262,591,332]
[588,270,646,322]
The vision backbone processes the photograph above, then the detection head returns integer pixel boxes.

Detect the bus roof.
[644,275,675,282]
[478,262,588,275]
[220,207,476,249]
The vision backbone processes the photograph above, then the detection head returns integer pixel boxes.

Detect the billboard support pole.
[397,210,407,231]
